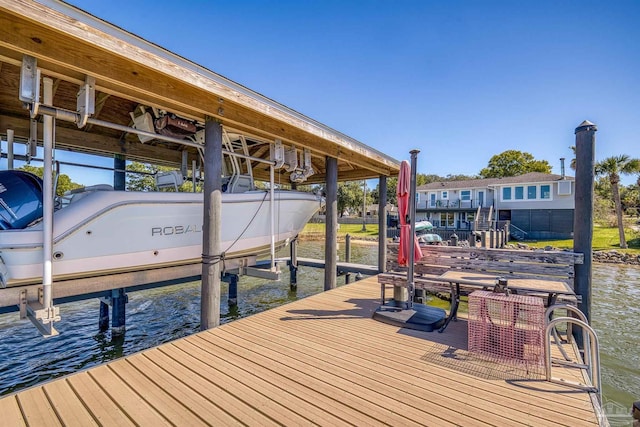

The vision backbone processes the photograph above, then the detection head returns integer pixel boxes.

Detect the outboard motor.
[0,170,44,230]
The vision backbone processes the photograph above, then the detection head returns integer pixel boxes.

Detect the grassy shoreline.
[300,223,640,255]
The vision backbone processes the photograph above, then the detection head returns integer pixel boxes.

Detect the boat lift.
[8,54,315,336]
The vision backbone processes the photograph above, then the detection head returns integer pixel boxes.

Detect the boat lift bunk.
[0,55,323,336]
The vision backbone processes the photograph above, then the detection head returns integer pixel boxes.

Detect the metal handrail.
[545,317,601,403]
[545,304,589,364]
[509,223,528,239]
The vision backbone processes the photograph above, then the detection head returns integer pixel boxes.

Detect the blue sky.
[10,0,640,186]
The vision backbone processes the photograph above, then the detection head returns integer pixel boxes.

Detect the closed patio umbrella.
[372,152,446,331]
[397,160,422,267]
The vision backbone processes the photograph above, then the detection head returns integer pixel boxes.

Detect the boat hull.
[0,190,321,287]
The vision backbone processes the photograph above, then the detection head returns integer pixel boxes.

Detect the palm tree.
[595,155,640,249]
[569,146,576,170]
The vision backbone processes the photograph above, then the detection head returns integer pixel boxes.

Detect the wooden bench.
[379,244,583,305]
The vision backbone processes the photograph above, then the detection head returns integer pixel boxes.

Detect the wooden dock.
[0,276,603,426]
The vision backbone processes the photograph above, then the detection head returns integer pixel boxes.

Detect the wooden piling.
[377,175,387,273]
[289,238,298,290]
[113,153,125,191]
[6,128,13,169]
[324,156,338,291]
[201,117,223,330]
[111,152,127,334]
[227,274,238,306]
[111,288,126,336]
[98,300,109,332]
[345,234,351,284]
[573,120,596,328]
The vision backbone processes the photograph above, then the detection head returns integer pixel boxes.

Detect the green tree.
[621,185,639,216]
[371,177,398,207]
[443,173,479,181]
[479,150,552,178]
[18,165,83,196]
[595,155,640,249]
[126,162,159,191]
[336,181,372,217]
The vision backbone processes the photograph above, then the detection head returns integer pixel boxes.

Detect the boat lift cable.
[209,190,270,269]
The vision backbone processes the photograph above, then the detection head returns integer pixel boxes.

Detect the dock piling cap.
[574,120,597,133]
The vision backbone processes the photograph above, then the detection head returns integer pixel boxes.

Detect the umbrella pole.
[407,149,420,310]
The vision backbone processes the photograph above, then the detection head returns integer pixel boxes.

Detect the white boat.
[0,171,322,287]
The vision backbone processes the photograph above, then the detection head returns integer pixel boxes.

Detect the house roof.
[416,172,574,191]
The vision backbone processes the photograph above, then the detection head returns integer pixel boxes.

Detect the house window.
[460,190,471,201]
[515,186,524,200]
[440,212,454,227]
[502,187,511,200]
[441,190,449,200]
[527,185,537,199]
[429,193,436,207]
[541,185,551,199]
[558,180,572,195]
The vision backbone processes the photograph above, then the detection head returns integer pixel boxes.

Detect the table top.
[438,270,575,295]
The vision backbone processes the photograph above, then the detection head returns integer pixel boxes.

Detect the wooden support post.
[345,234,351,284]
[98,300,109,332]
[227,274,238,306]
[573,120,596,333]
[201,117,222,330]
[324,156,338,291]
[378,175,387,273]
[111,288,126,336]
[489,231,495,248]
[6,129,14,169]
[481,231,487,248]
[289,238,298,290]
[113,153,125,191]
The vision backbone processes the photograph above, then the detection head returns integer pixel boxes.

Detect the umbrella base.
[373,300,447,332]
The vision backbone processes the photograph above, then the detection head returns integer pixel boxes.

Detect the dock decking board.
[0,392,26,427]
[0,276,601,426]
[236,304,594,426]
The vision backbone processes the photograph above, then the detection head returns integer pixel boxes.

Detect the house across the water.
[416,172,575,240]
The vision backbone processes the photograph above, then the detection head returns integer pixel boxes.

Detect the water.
[0,242,638,419]
[592,263,640,412]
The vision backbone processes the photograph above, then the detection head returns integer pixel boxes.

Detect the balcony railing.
[417,199,489,210]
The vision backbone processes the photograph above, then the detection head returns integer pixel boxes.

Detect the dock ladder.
[544,304,601,404]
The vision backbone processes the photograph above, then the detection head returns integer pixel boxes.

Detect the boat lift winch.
[11,54,317,336]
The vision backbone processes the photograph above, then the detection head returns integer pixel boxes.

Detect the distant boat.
[0,170,321,287]
[414,220,434,233]
[417,233,443,245]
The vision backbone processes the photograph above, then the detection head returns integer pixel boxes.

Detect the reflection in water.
[0,241,637,414]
